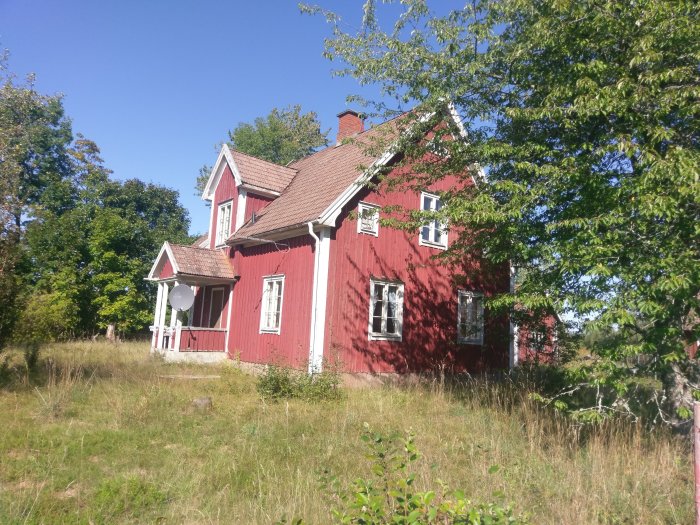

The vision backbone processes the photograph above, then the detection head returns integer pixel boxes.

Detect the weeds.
[0,341,692,524]
[257,363,342,401]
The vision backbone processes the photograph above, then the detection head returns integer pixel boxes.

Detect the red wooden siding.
[159,259,174,279]
[179,328,226,351]
[246,192,273,222]
[210,164,238,249]
[229,236,314,368]
[324,171,510,374]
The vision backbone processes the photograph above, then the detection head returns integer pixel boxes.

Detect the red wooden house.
[147,110,546,373]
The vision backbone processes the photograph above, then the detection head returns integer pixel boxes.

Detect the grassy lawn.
[0,342,692,524]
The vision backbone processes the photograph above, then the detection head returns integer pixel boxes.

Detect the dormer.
[201,146,297,249]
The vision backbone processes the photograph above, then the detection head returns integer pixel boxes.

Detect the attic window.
[357,202,379,236]
[216,200,232,246]
[419,192,447,249]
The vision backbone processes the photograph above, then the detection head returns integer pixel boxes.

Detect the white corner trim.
[307,223,332,374]
[225,284,233,356]
[235,188,247,231]
[201,145,243,201]
[509,265,519,369]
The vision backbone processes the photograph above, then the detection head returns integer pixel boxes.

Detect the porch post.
[157,282,169,349]
[169,302,180,350]
[151,281,164,348]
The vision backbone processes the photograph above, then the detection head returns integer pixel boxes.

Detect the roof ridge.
[228,146,298,172]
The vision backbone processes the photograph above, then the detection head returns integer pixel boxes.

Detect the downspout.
[308,222,321,375]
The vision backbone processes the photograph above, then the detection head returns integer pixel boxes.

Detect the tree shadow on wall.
[334,235,511,375]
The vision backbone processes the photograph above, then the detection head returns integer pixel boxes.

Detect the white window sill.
[419,238,447,250]
[369,333,402,342]
[358,229,379,237]
[259,328,281,335]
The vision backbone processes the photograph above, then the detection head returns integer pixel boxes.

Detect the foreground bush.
[256,363,342,401]
[279,424,527,524]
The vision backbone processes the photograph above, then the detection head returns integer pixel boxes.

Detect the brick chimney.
[336,110,364,144]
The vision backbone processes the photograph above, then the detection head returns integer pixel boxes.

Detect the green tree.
[0,53,74,352]
[195,105,329,194]
[21,139,193,339]
[309,0,700,425]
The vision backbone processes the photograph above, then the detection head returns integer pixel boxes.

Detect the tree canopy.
[0,58,192,348]
[309,0,700,425]
[195,105,329,195]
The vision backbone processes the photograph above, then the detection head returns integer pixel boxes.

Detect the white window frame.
[259,275,285,334]
[357,201,380,236]
[216,200,233,246]
[457,290,484,345]
[419,191,448,249]
[368,279,404,341]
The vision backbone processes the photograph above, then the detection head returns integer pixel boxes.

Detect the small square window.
[357,202,379,236]
[457,291,484,344]
[260,275,284,334]
[369,279,404,341]
[419,192,447,249]
[216,201,233,246]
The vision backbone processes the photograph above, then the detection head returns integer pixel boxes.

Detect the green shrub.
[256,364,342,401]
[278,424,527,525]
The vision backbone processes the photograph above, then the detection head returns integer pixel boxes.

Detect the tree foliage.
[195,105,329,195]
[1,56,192,345]
[309,0,700,425]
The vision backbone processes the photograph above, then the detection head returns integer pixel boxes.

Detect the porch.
[147,242,237,361]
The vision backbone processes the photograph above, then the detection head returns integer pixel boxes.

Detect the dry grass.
[0,341,692,524]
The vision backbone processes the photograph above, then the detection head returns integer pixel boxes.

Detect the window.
[457,291,484,344]
[260,275,284,333]
[369,279,404,340]
[216,200,233,246]
[357,202,379,236]
[419,192,447,248]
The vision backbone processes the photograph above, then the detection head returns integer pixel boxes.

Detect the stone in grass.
[191,396,213,411]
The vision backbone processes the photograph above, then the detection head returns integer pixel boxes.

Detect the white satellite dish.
[169,284,195,311]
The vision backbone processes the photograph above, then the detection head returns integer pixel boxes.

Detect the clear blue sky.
[1,0,385,235]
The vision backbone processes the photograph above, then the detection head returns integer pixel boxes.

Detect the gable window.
[457,291,484,344]
[216,200,233,246]
[260,275,284,334]
[369,279,404,341]
[419,192,447,249]
[357,202,379,236]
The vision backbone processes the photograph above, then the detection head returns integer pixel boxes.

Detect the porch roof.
[148,242,237,281]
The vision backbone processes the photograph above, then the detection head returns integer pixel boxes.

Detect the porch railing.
[150,326,227,353]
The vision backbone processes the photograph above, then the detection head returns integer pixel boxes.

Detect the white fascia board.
[201,145,243,201]
[447,102,485,187]
[239,183,281,198]
[318,108,477,228]
[318,149,397,227]
[147,241,179,280]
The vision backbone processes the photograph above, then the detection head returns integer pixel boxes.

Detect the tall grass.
[0,341,692,524]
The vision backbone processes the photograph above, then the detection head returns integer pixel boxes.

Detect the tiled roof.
[230,119,401,241]
[192,234,208,247]
[169,244,236,280]
[230,149,297,194]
